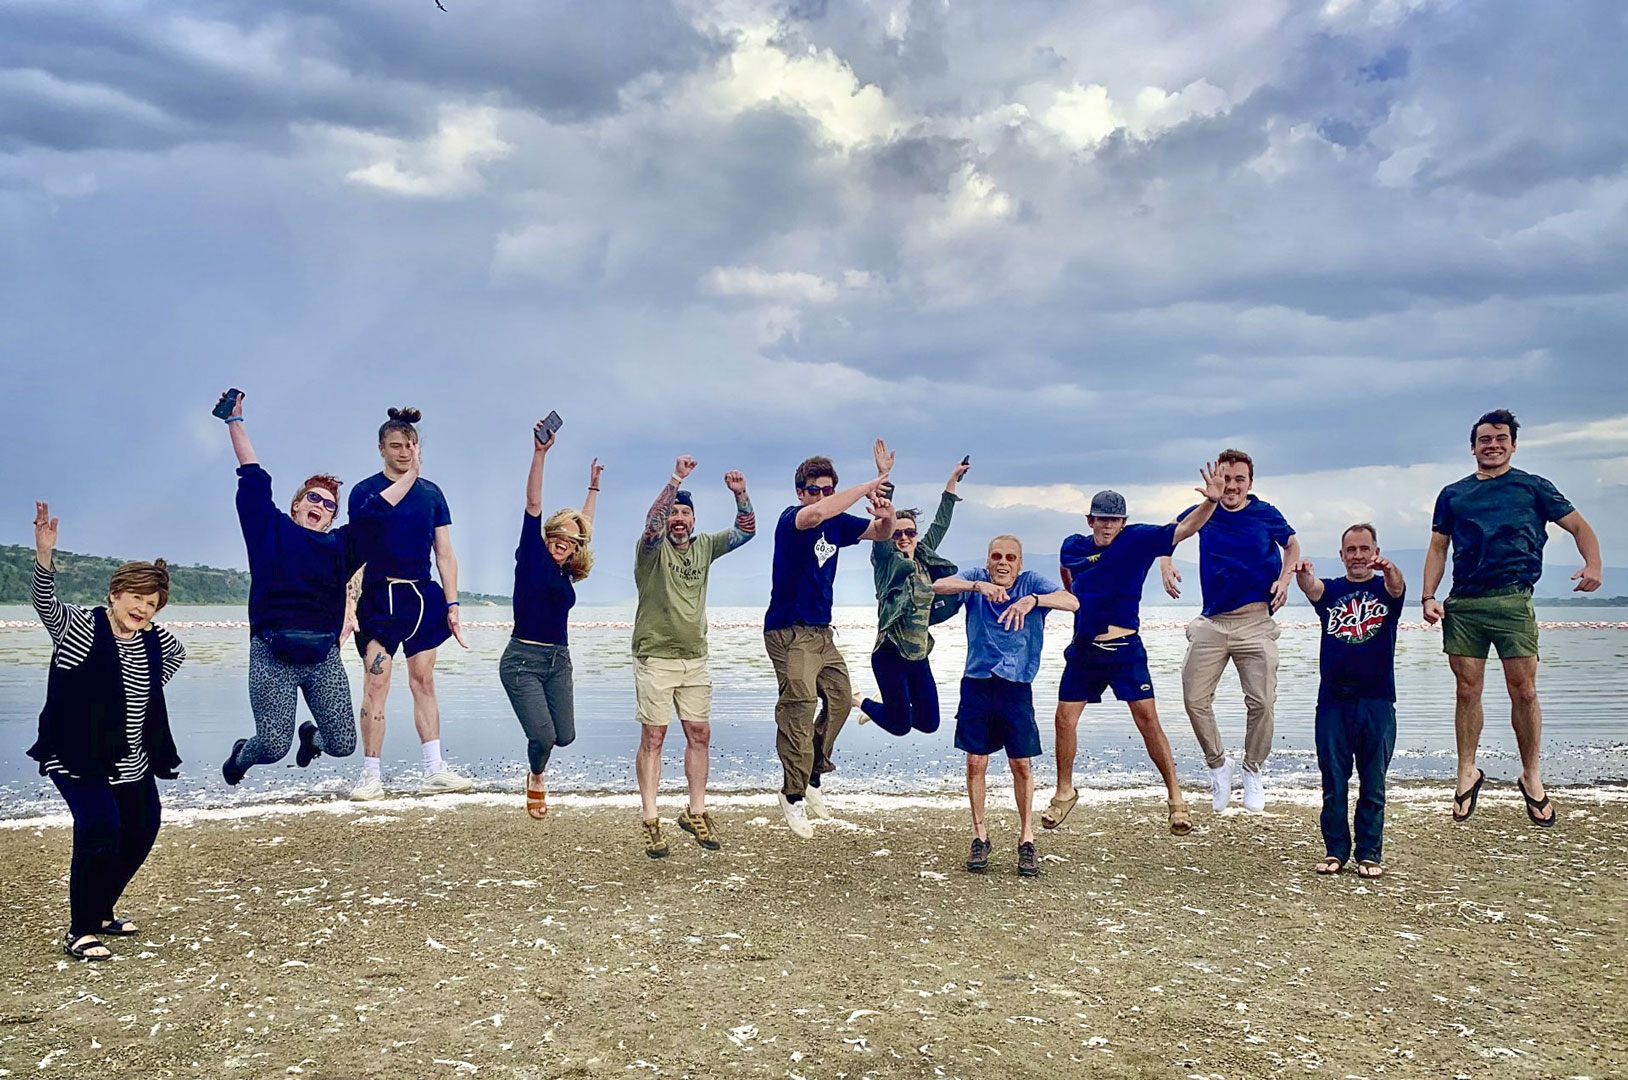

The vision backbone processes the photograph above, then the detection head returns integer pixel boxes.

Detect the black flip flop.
[1517,778,1557,828]
[63,933,111,961]
[1452,769,1486,822]
[100,917,138,936]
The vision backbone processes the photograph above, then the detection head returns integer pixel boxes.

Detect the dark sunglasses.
[893,529,918,541]
[801,484,836,497]
[303,491,339,513]
[989,552,1020,562]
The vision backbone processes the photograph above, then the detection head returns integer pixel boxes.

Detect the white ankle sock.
[422,740,444,774]
[363,756,382,780]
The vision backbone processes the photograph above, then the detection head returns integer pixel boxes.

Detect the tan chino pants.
[764,625,853,798]
[1181,603,1280,772]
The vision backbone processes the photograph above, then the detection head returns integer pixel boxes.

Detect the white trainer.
[852,692,870,725]
[803,785,832,821]
[420,769,474,795]
[1241,766,1266,812]
[1208,759,1233,812]
[350,773,385,802]
[778,793,815,838]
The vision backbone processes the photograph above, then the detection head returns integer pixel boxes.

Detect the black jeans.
[1315,699,1396,863]
[50,772,162,938]
[860,641,941,737]
[499,639,576,773]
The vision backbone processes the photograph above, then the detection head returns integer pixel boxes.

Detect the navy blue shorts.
[356,579,453,659]
[954,676,1041,759]
[1059,635,1154,704]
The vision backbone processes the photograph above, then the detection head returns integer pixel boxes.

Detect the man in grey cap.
[1042,463,1223,836]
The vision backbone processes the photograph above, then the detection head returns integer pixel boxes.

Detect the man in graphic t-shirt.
[1296,523,1405,878]
[764,444,893,838]
[1159,448,1300,814]
[1424,408,1603,829]
[1044,464,1223,839]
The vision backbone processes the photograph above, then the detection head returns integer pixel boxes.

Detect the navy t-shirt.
[512,511,576,646]
[764,506,869,631]
[1060,523,1176,641]
[348,472,452,589]
[1432,468,1575,597]
[1311,575,1404,704]
[1177,496,1295,617]
[236,465,361,637]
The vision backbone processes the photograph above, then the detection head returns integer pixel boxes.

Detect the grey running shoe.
[965,836,991,873]
[1017,840,1040,877]
[678,808,722,851]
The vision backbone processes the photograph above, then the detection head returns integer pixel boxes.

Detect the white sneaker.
[350,773,385,802]
[1241,766,1266,812]
[1208,759,1233,812]
[420,769,474,795]
[803,785,831,821]
[778,793,814,838]
[852,692,870,724]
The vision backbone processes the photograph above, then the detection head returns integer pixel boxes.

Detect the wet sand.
[1,786,1624,1079]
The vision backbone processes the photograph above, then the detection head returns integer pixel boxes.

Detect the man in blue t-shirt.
[933,536,1077,878]
[1158,448,1299,815]
[1044,465,1223,839]
[1423,409,1603,829]
[1296,523,1406,879]
[763,445,893,839]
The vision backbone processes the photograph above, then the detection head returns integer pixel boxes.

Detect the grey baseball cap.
[1089,490,1127,518]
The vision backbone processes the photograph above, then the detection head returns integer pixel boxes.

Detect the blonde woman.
[500,417,599,819]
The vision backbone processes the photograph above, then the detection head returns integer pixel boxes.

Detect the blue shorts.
[356,579,453,659]
[954,676,1041,759]
[1059,635,1154,704]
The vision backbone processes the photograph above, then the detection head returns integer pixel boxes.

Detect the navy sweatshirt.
[237,464,362,637]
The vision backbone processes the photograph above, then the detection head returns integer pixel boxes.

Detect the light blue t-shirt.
[960,568,1061,684]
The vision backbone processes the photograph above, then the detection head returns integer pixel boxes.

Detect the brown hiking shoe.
[678,808,722,851]
[642,818,669,859]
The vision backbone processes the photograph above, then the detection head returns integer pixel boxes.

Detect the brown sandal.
[525,772,548,820]
[1316,857,1344,875]
[1168,799,1192,836]
[1041,791,1079,830]
[1356,860,1384,879]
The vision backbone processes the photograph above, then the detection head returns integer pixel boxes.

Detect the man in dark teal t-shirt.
[1423,409,1603,830]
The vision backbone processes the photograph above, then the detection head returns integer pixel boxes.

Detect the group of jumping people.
[27,401,1603,959]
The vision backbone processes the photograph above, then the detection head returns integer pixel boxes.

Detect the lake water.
[3,603,1626,818]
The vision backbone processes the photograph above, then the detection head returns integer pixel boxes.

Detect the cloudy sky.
[3,0,1625,600]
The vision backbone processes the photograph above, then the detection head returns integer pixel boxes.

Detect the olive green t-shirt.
[632,530,733,659]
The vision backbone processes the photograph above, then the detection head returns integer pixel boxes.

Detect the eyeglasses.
[801,484,836,497]
[989,552,1020,562]
[893,529,918,541]
[303,491,339,513]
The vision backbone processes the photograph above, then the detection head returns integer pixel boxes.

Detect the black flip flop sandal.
[100,917,138,936]
[1452,769,1486,822]
[63,933,111,961]
[1517,778,1557,828]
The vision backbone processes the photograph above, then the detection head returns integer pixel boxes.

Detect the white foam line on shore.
[3,782,1623,830]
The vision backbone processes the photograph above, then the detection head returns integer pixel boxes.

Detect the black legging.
[860,641,941,737]
[50,772,162,938]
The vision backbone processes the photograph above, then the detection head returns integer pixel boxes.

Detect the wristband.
[224,416,244,425]
[446,601,460,608]
[1421,595,1435,603]
[1203,495,1217,503]
[589,486,600,491]
[670,474,683,487]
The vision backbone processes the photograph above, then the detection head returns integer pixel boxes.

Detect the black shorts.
[1059,635,1154,704]
[954,675,1041,759]
[356,579,453,659]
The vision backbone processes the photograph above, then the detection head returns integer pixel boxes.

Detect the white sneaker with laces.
[778,793,815,838]
[803,785,832,820]
[350,773,386,802]
[1208,759,1233,812]
[420,769,474,795]
[1241,766,1266,812]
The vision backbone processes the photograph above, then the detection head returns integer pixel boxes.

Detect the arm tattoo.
[726,493,756,551]
[643,482,678,546]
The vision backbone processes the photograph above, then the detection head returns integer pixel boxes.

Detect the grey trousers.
[1181,605,1281,772]
[499,639,576,773]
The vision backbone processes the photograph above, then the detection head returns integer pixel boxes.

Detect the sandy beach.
[1,786,1623,1080]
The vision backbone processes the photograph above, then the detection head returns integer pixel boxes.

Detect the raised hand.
[674,455,698,481]
[533,419,556,453]
[1195,460,1223,502]
[947,458,971,491]
[976,580,1010,605]
[867,495,894,519]
[589,458,604,489]
[1573,565,1603,593]
[33,501,58,559]
[408,443,423,480]
[724,470,747,495]
[1161,562,1182,600]
[873,438,896,478]
[1371,555,1395,575]
[215,390,244,419]
[1293,559,1316,577]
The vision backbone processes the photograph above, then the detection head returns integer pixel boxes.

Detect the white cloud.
[340,105,512,198]
[702,266,840,303]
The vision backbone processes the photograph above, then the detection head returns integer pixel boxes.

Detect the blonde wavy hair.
[543,509,594,581]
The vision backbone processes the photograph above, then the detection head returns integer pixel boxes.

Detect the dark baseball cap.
[1089,490,1127,518]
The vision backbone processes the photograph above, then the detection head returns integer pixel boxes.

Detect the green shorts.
[1442,588,1539,660]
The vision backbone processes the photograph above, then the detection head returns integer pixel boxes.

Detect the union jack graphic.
[1326,592,1390,645]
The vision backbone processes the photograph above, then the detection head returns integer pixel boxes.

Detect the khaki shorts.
[1442,588,1540,660]
[634,656,713,725]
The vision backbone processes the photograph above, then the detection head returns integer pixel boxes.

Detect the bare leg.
[1502,656,1549,815]
[1449,654,1486,795]
[359,641,392,757]
[966,754,990,841]
[1128,698,1182,801]
[680,720,711,816]
[1052,700,1086,802]
[636,724,667,821]
[405,648,441,744]
[1011,756,1036,843]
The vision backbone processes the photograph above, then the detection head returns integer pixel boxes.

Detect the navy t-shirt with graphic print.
[349,472,453,590]
[1059,523,1177,642]
[1311,575,1404,704]
[1177,495,1295,617]
[764,506,869,631]
[1431,468,1575,597]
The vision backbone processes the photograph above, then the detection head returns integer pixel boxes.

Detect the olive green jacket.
[871,488,961,659]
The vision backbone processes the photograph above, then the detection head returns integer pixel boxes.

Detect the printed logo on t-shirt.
[1325,593,1390,645]
[813,534,837,568]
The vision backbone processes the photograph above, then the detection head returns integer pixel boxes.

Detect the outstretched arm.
[217,390,257,465]
[996,587,1078,631]
[795,477,885,531]
[859,493,896,542]
[1293,560,1324,603]
[526,422,553,518]
[1556,510,1603,592]
[644,456,695,547]
[583,457,603,523]
[1173,462,1223,544]
[723,470,755,551]
[1371,555,1406,600]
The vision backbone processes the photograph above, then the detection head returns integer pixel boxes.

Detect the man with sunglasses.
[764,443,894,838]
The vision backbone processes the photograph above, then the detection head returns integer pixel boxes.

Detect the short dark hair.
[794,456,837,489]
[1341,522,1378,546]
[378,406,422,445]
[1217,448,1254,480]
[1471,408,1518,446]
[109,559,171,611]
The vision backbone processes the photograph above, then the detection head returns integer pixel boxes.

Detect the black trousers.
[51,772,162,938]
[860,641,942,737]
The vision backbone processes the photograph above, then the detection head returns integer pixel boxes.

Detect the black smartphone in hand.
[212,389,243,420]
[961,455,971,467]
[535,410,564,446]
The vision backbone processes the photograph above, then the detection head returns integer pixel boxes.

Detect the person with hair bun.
[344,407,474,799]
[27,501,186,960]
[213,390,362,788]
[500,418,600,821]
